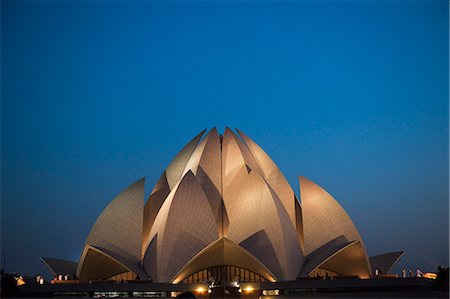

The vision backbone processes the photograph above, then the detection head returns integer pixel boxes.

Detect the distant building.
[41,128,404,284]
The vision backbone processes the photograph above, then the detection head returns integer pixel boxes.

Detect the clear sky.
[1,0,448,277]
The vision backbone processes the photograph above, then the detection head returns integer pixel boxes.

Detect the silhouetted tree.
[1,273,19,298]
[434,266,449,292]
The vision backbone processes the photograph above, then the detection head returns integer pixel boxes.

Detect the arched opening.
[171,237,277,283]
[180,265,268,284]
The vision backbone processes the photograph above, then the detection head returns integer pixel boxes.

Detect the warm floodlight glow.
[424,273,437,279]
[196,287,205,293]
[245,286,253,293]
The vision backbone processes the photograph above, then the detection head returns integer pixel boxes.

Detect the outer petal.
[142,130,205,255]
[222,129,303,280]
[182,128,224,236]
[40,257,77,276]
[77,178,145,278]
[369,251,405,275]
[165,129,205,189]
[299,176,371,276]
[300,235,352,277]
[143,171,219,282]
[142,172,170,256]
[237,129,297,228]
[78,245,146,282]
[315,241,371,278]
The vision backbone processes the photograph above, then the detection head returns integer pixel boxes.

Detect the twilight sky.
[1,0,448,277]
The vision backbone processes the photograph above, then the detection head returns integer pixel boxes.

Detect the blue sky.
[1,0,448,276]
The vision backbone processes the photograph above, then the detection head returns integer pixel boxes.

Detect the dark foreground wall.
[8,277,449,299]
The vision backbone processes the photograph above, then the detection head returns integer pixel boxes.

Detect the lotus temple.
[25,128,438,298]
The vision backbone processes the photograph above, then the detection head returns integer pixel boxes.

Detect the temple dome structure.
[42,128,404,283]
